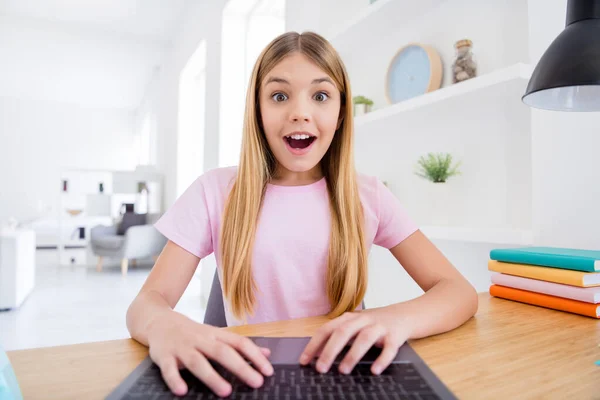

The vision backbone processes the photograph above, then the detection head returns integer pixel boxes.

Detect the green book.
[489,247,600,273]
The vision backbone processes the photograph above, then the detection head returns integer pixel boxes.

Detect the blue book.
[489,247,600,273]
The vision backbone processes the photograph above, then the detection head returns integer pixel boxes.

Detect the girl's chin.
[276,157,321,174]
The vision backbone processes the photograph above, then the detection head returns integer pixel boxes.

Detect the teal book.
[489,247,600,273]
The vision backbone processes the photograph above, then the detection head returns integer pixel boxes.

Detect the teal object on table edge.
[0,346,22,400]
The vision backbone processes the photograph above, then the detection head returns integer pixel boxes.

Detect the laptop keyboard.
[122,362,441,399]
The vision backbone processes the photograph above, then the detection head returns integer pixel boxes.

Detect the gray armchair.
[90,213,167,275]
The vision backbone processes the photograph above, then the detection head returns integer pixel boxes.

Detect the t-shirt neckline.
[266,176,327,192]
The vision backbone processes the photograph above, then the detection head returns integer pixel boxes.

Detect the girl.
[126,31,478,398]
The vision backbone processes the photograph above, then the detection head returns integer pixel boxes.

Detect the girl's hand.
[146,311,274,397]
[298,308,411,375]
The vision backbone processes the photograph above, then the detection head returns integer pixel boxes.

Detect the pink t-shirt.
[154,166,418,326]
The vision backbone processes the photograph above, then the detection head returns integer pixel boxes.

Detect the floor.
[0,250,206,351]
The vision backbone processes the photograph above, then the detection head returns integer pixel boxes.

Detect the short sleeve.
[154,175,214,259]
[373,179,419,249]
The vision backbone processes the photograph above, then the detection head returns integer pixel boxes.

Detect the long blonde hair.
[219,31,368,321]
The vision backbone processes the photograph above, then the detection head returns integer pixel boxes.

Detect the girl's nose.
[291,113,310,122]
[289,98,311,122]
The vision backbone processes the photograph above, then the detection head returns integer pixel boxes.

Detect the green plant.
[415,152,461,183]
[353,95,373,106]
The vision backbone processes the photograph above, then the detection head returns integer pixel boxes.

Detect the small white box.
[59,247,89,266]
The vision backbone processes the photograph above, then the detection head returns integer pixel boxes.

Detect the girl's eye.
[314,92,329,102]
[271,91,329,103]
[272,93,287,102]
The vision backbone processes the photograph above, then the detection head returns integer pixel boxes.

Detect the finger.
[179,351,232,397]
[261,347,271,357]
[371,336,403,375]
[218,333,274,376]
[300,312,357,365]
[338,324,385,374]
[157,357,188,396]
[315,316,373,373]
[204,341,265,389]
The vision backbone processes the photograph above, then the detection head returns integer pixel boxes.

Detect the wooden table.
[7,293,600,399]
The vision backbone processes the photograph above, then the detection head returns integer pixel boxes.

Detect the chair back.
[203,270,227,327]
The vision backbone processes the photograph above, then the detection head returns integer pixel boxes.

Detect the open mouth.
[284,133,317,150]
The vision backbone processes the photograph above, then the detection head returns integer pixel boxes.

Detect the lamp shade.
[522,0,600,111]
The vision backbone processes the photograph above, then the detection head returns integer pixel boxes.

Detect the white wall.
[150,1,225,209]
[133,66,161,167]
[289,0,532,302]
[285,0,600,309]
[218,13,249,168]
[329,0,529,111]
[318,0,366,36]
[285,0,321,33]
[530,111,600,249]
[0,15,166,110]
[0,96,137,223]
[527,0,600,250]
[219,4,285,168]
[354,85,532,232]
[135,1,226,303]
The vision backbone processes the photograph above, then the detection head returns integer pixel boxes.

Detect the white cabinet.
[0,229,36,310]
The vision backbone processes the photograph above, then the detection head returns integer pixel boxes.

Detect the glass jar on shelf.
[452,39,477,83]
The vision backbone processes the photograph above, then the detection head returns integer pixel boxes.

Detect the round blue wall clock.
[386,43,443,104]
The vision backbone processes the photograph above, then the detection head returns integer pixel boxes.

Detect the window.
[177,40,207,197]
[139,113,151,165]
[219,0,286,168]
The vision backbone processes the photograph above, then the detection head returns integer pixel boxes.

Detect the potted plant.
[353,95,373,116]
[415,152,461,183]
[414,152,462,226]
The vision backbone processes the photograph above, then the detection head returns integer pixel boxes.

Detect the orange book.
[490,285,600,318]
[488,260,600,287]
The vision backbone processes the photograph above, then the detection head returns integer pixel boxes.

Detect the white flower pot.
[418,179,461,226]
[354,104,372,116]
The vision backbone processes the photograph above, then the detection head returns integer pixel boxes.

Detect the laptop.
[106,337,456,399]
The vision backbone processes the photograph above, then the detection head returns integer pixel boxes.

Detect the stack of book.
[488,247,600,318]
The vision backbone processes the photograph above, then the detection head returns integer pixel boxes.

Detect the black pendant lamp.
[522,0,600,111]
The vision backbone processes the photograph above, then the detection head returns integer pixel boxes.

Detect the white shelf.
[354,63,533,128]
[328,0,446,45]
[421,226,533,245]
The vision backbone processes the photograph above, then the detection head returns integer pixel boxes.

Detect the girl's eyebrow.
[265,76,334,86]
